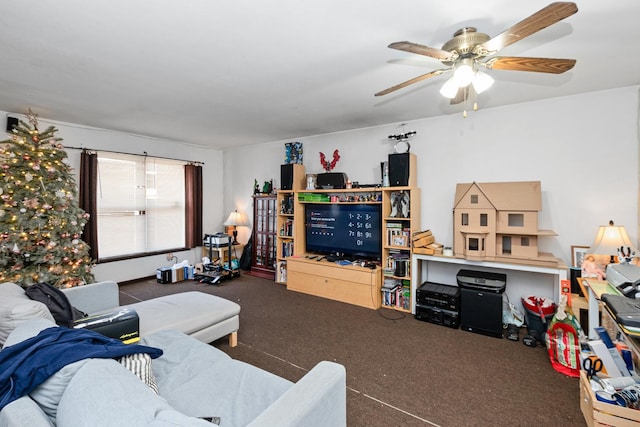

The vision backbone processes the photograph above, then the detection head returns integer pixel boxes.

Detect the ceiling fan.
[375,2,578,108]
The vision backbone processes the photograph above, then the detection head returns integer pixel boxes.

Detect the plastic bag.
[503,301,525,327]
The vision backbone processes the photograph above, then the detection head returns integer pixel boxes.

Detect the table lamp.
[588,220,637,264]
[224,210,247,245]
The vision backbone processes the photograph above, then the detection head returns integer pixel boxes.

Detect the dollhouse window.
[461,213,469,225]
[470,194,478,204]
[521,237,530,246]
[508,213,524,227]
[469,238,479,251]
[502,236,512,254]
[480,213,488,226]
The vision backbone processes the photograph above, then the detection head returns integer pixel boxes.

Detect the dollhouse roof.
[454,181,542,211]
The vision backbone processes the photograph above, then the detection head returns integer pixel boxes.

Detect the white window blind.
[96,153,185,259]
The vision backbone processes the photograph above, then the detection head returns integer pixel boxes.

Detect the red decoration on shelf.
[319,149,340,172]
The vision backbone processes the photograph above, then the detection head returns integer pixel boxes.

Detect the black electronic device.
[388,153,410,186]
[415,304,460,329]
[74,308,140,344]
[457,269,506,338]
[304,203,381,261]
[601,294,640,330]
[416,281,460,311]
[317,172,348,189]
[280,164,294,190]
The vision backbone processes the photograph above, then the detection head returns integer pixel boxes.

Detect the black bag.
[239,234,253,271]
[25,282,87,327]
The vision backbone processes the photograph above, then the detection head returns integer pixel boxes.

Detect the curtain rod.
[64,146,205,165]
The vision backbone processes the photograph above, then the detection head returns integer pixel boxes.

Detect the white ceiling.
[1,1,638,149]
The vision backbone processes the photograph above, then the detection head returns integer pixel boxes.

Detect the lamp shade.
[223,210,247,227]
[439,77,459,99]
[472,71,494,94]
[588,220,637,257]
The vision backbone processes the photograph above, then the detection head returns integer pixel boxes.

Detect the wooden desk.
[411,254,567,315]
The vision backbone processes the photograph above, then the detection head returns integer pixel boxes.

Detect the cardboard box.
[412,229,432,241]
[74,308,140,344]
[413,234,435,248]
[156,267,172,284]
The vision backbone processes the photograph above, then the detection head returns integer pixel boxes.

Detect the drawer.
[287,258,376,284]
[288,270,380,309]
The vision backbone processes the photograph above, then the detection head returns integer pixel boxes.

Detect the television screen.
[305,203,381,260]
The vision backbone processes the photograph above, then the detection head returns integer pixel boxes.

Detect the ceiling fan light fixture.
[439,77,458,99]
[472,70,494,94]
[451,59,475,87]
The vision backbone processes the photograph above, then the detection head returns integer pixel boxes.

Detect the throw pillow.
[0,293,55,347]
[118,353,159,394]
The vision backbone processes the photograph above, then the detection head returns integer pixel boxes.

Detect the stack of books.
[381,278,411,309]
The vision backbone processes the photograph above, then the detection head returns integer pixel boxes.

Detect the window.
[480,213,488,226]
[522,237,530,246]
[502,236,512,254]
[96,153,186,259]
[469,238,479,251]
[470,194,478,204]
[461,213,469,226]
[508,213,524,227]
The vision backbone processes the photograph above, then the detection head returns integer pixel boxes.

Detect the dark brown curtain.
[185,164,203,248]
[79,150,99,260]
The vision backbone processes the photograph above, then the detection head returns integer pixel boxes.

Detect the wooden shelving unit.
[277,154,420,311]
[275,164,305,284]
[379,153,420,312]
[380,185,420,312]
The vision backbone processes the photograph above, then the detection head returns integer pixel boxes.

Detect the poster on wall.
[285,142,303,164]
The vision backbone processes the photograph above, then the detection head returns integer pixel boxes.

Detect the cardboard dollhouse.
[452,181,560,267]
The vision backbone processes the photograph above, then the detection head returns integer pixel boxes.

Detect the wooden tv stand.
[286,256,382,309]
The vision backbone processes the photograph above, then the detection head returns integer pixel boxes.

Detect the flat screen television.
[305,203,381,260]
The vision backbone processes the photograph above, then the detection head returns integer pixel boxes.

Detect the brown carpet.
[119,273,586,427]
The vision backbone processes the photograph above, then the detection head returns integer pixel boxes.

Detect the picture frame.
[392,235,407,247]
[571,245,589,268]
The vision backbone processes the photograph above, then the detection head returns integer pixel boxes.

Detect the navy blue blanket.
[0,326,162,410]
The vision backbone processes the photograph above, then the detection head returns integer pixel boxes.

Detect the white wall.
[223,86,640,302]
[2,111,225,283]
[4,86,638,291]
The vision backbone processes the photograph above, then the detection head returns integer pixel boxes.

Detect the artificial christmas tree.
[0,110,94,288]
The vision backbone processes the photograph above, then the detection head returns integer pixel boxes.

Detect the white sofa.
[0,281,241,347]
[0,318,347,427]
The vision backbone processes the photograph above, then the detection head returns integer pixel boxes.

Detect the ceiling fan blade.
[388,41,455,61]
[479,2,578,54]
[484,56,575,74]
[375,69,448,97]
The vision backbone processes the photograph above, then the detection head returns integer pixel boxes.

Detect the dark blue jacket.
[0,326,162,410]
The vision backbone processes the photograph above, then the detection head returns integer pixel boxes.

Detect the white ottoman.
[127,291,240,346]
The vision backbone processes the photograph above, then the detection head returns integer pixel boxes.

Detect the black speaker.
[317,172,348,189]
[388,153,410,186]
[280,164,294,190]
[6,117,18,133]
